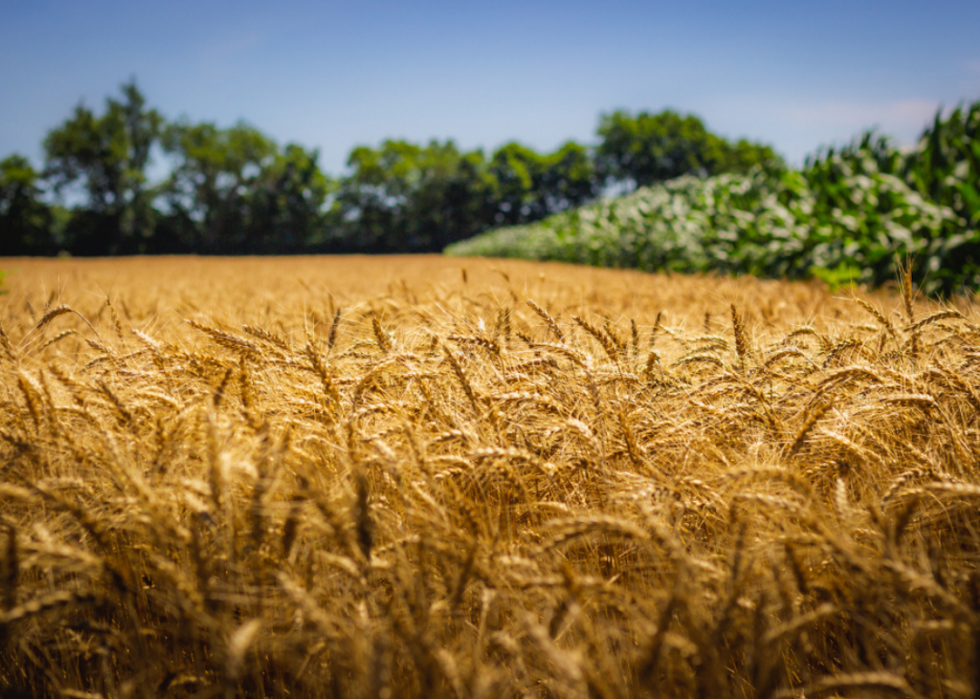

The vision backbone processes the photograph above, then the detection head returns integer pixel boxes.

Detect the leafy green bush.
[447,102,980,296]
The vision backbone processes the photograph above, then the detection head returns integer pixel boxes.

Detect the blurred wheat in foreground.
[2,256,980,699]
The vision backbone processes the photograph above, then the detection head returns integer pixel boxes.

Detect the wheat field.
[1,255,980,698]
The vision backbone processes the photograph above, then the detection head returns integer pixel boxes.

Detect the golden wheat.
[0,255,979,697]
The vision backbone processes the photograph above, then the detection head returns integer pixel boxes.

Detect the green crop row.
[446,101,980,295]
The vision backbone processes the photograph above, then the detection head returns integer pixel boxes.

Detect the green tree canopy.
[12,80,800,257]
[488,142,546,225]
[43,80,163,254]
[596,109,783,190]
[535,141,597,214]
[248,143,334,253]
[161,120,278,253]
[333,139,498,252]
[0,154,54,255]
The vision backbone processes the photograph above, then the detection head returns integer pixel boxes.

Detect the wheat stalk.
[3,256,980,698]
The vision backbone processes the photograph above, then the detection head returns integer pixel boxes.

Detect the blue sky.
[2,0,979,176]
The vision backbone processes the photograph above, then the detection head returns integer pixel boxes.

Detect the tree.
[435,149,500,248]
[397,141,498,251]
[488,142,548,226]
[43,80,163,254]
[0,155,54,255]
[332,139,497,252]
[596,109,715,189]
[487,141,598,226]
[248,143,334,253]
[329,138,601,252]
[161,121,278,253]
[537,141,597,214]
[720,138,785,176]
[596,109,782,191]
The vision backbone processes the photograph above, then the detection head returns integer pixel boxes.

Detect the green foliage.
[43,80,163,254]
[330,139,495,252]
[249,143,335,253]
[5,82,790,258]
[160,120,318,253]
[489,140,598,226]
[448,112,978,296]
[325,138,598,253]
[903,101,980,228]
[9,77,977,285]
[0,154,55,255]
[595,109,784,189]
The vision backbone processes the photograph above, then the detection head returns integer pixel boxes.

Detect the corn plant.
[447,99,980,296]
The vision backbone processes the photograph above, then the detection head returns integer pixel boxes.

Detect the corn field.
[447,100,980,297]
[2,255,980,698]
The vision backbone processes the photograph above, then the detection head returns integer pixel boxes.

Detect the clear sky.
[2,0,979,176]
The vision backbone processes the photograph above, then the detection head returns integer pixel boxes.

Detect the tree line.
[0,80,783,256]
